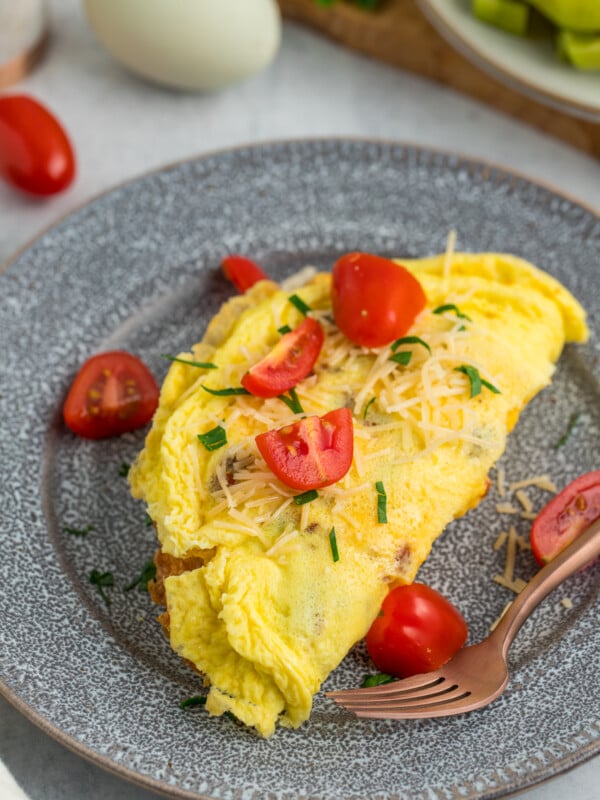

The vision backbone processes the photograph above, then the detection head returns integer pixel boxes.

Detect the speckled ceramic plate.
[417,0,600,122]
[1,140,599,800]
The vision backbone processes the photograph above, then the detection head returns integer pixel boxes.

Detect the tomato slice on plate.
[0,95,75,196]
[332,252,427,348]
[530,470,600,565]
[256,408,353,490]
[365,583,468,678]
[221,254,268,292]
[63,351,159,439]
[242,317,324,398]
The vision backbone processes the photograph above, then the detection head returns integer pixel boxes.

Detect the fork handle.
[490,518,600,659]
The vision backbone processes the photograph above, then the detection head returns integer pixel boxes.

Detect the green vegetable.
[391,335,431,355]
[454,365,501,398]
[329,527,340,562]
[288,294,311,315]
[179,696,207,709]
[363,397,376,420]
[433,303,472,322]
[89,570,114,607]
[472,0,530,35]
[294,489,319,505]
[118,462,130,477]
[124,558,157,592]
[64,524,94,537]
[197,425,228,451]
[376,481,387,523]
[557,31,600,70]
[553,411,580,449]
[277,325,292,335]
[389,351,412,366]
[162,354,217,369]
[278,387,304,414]
[202,385,250,396]
[361,673,394,687]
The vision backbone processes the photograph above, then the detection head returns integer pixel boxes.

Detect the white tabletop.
[1,1,598,798]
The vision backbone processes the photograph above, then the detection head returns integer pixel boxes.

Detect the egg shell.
[83,0,281,91]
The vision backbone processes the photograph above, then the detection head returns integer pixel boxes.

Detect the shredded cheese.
[493,530,508,551]
[496,465,506,498]
[508,475,558,493]
[515,489,533,513]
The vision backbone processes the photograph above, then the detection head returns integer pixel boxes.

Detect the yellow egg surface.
[129,252,587,737]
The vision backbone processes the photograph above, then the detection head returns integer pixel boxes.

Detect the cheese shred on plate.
[129,251,588,737]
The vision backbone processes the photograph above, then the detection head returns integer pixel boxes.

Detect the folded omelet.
[129,252,587,737]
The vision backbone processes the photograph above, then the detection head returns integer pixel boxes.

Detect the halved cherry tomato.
[63,351,159,439]
[365,583,468,678]
[530,470,600,566]
[0,95,75,196]
[256,408,353,490]
[242,317,324,398]
[332,252,427,348]
[221,255,268,292]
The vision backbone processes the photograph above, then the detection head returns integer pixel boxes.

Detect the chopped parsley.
[197,425,228,451]
[277,324,292,335]
[389,351,412,366]
[391,335,431,355]
[554,411,580,449]
[124,558,157,592]
[202,385,250,397]
[454,365,500,398]
[294,489,319,505]
[162,354,217,369]
[144,513,154,527]
[179,695,207,709]
[361,673,394,688]
[278,387,304,414]
[89,570,114,607]
[118,462,130,478]
[329,527,340,563]
[363,397,376,420]
[433,303,472,322]
[376,481,387,523]
[64,524,95,537]
[288,294,311,315]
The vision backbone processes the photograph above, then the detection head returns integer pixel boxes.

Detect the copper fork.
[328,518,600,720]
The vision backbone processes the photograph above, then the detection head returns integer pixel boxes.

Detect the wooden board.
[278,0,600,159]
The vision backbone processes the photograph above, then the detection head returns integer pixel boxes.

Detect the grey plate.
[0,140,599,800]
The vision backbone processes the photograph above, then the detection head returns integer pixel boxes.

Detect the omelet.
[129,252,587,737]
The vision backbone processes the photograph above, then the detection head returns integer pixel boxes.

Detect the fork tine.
[351,690,476,720]
[334,683,470,712]
[326,672,444,700]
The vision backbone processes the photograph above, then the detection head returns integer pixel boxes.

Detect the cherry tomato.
[256,408,353,490]
[63,351,159,439]
[242,317,324,398]
[365,583,468,678]
[530,470,600,566]
[0,95,75,196]
[332,252,427,348]
[221,254,268,292]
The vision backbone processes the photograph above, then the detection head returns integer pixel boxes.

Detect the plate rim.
[416,0,600,123]
[1,136,599,800]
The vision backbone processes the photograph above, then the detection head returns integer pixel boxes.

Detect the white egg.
[83,0,281,91]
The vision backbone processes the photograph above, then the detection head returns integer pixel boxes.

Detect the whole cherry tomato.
[221,254,268,292]
[530,470,600,566]
[242,317,324,398]
[332,252,426,348]
[0,95,75,196]
[365,583,468,678]
[256,408,353,490]
[63,351,159,439]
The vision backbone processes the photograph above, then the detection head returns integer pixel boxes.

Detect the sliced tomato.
[365,583,468,679]
[332,252,427,348]
[256,408,353,490]
[242,317,324,398]
[63,351,159,439]
[530,470,600,566]
[221,254,268,292]
[0,95,75,196]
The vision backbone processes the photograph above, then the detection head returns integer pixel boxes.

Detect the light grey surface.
[0,2,599,800]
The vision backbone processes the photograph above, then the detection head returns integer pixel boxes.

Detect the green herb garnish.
[202,385,250,397]
[288,294,311,315]
[554,411,581,449]
[278,387,304,414]
[329,526,340,563]
[162,354,217,369]
[454,365,500,398]
[294,489,319,505]
[197,425,228,451]
[124,558,157,592]
[118,462,130,477]
[277,324,292,335]
[64,524,95,537]
[363,397,376,420]
[144,513,154,527]
[433,303,472,321]
[389,351,412,366]
[179,695,207,709]
[391,335,431,355]
[375,481,387,523]
[89,570,114,607]
[361,673,394,688]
